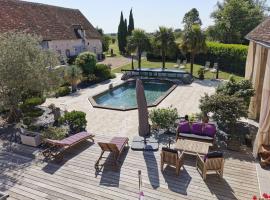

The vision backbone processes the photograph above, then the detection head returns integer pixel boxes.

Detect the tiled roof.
[246,17,270,45]
[0,0,101,41]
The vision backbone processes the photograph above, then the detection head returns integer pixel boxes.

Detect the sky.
[25,0,270,33]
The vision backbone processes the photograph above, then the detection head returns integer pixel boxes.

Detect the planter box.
[20,130,41,147]
[0,192,9,200]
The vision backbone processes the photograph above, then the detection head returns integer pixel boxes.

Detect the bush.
[42,126,67,140]
[75,52,97,76]
[149,107,178,131]
[195,42,248,76]
[94,64,115,80]
[216,76,255,106]
[21,97,45,110]
[59,111,87,133]
[67,55,77,65]
[197,67,205,80]
[24,108,44,118]
[199,93,248,133]
[56,86,70,97]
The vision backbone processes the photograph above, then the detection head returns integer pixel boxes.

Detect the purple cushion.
[178,121,190,133]
[191,122,203,135]
[203,123,216,137]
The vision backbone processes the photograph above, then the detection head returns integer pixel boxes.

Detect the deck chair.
[42,131,95,161]
[179,60,187,69]
[196,152,224,180]
[204,61,210,71]
[95,137,129,170]
[160,147,184,176]
[259,145,270,167]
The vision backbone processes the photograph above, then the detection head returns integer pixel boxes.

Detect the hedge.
[146,41,248,76]
[195,42,248,76]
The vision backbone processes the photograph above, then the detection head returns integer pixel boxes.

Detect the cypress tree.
[117,12,125,54]
[123,19,128,52]
[128,9,134,36]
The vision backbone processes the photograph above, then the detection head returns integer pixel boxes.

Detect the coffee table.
[174,139,212,155]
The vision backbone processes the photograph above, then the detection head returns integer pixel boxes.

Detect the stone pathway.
[44,74,218,139]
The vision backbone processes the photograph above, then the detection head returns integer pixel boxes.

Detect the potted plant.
[20,128,41,147]
[149,107,178,134]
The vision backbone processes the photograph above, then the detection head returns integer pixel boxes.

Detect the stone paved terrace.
[44,74,219,139]
[0,134,260,200]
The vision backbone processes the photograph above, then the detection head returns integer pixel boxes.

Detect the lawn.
[112,59,244,81]
[105,40,121,57]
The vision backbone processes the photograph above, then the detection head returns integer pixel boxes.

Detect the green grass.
[112,59,244,81]
[105,41,121,57]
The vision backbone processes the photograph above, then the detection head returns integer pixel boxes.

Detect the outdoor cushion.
[179,133,214,141]
[191,122,203,135]
[178,121,191,133]
[110,137,129,152]
[204,151,223,162]
[203,123,216,137]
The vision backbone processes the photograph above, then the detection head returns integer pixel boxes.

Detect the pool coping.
[88,79,177,111]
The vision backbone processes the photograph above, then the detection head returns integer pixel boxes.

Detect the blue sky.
[25,0,270,33]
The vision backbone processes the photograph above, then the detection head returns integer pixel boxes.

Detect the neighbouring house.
[0,0,103,61]
[245,17,270,156]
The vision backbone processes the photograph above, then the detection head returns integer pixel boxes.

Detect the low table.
[174,139,212,155]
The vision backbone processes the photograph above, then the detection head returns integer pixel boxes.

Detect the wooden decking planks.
[0,134,260,200]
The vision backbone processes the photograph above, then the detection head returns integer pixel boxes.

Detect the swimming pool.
[89,80,176,111]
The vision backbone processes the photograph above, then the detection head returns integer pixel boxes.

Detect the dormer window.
[73,24,85,39]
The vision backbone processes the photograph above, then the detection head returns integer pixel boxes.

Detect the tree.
[64,66,82,92]
[0,32,59,122]
[154,27,177,69]
[181,25,207,75]
[123,19,128,51]
[128,9,135,36]
[127,29,150,69]
[75,51,97,76]
[96,27,111,52]
[182,8,202,29]
[117,12,126,54]
[209,0,266,44]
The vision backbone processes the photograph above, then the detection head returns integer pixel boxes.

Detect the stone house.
[0,0,103,61]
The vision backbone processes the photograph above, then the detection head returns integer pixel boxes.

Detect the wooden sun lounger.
[42,131,95,161]
[95,137,129,171]
[259,144,270,167]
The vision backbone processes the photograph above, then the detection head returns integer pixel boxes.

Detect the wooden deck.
[0,134,260,200]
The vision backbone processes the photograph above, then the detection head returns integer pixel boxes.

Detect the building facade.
[0,0,103,60]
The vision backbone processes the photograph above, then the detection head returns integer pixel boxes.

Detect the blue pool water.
[93,80,174,109]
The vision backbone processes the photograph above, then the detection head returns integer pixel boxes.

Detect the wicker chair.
[196,153,224,180]
[160,148,184,176]
[259,145,270,167]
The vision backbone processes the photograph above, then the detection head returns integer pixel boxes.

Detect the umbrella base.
[131,136,159,151]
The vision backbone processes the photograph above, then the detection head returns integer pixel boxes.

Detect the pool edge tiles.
[89,79,177,111]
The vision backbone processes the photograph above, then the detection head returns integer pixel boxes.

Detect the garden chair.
[210,63,218,79]
[42,131,95,161]
[95,137,129,171]
[204,61,210,71]
[179,60,187,69]
[196,152,224,180]
[160,147,184,176]
[259,144,270,167]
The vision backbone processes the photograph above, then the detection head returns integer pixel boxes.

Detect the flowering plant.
[253,193,270,200]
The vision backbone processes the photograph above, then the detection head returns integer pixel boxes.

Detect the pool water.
[93,80,174,109]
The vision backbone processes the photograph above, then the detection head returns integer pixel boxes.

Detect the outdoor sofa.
[176,121,217,143]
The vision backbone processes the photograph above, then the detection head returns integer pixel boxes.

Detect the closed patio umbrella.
[253,50,270,157]
[136,79,150,137]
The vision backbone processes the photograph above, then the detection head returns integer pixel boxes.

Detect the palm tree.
[64,65,82,92]
[154,27,176,69]
[127,29,150,69]
[181,24,207,75]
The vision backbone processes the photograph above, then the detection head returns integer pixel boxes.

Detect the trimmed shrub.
[24,108,44,118]
[59,111,87,134]
[67,55,77,65]
[20,97,45,112]
[56,86,70,97]
[94,64,115,80]
[75,52,97,76]
[195,42,248,76]
[41,126,67,140]
[149,107,178,131]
